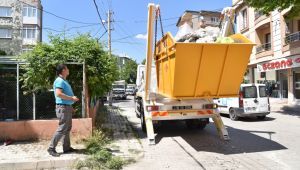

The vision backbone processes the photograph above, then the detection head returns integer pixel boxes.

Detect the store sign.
[257,55,300,72]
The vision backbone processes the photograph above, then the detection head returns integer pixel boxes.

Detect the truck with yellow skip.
[135,4,255,144]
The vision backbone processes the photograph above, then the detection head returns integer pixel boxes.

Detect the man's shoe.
[63,147,78,153]
[47,148,60,157]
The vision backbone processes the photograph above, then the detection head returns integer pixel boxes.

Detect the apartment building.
[176,10,221,30]
[0,0,42,55]
[233,0,300,104]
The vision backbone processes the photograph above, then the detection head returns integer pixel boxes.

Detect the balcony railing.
[255,11,264,19]
[285,31,300,44]
[256,42,271,53]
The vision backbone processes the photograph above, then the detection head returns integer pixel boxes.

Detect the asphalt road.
[114,96,300,170]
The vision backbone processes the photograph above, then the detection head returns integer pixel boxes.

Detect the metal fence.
[0,62,85,121]
[256,42,272,54]
[285,31,300,44]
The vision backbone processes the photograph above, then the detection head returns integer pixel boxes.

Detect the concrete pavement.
[0,98,143,170]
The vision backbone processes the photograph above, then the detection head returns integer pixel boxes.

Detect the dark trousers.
[49,105,73,151]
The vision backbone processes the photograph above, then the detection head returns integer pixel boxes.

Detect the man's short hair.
[56,64,67,76]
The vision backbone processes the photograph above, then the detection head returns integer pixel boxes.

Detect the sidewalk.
[0,105,143,170]
[103,106,144,162]
[0,140,86,170]
[269,98,300,113]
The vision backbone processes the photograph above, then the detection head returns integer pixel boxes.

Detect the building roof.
[176,10,221,26]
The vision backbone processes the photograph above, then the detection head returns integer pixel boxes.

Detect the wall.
[271,10,282,58]
[0,0,23,55]
[0,118,92,141]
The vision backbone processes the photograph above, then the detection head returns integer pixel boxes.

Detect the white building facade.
[233,0,300,104]
[0,0,42,55]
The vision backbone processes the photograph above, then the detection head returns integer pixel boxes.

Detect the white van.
[215,84,270,120]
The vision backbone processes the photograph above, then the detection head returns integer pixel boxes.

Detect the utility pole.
[108,10,112,57]
[108,9,113,106]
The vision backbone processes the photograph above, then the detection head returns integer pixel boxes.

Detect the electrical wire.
[92,0,108,32]
[17,0,99,25]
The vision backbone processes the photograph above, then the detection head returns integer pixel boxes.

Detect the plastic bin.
[154,33,255,99]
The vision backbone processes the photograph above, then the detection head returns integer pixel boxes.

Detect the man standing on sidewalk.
[47,64,79,157]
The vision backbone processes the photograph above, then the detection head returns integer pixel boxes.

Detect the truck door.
[257,85,269,112]
[242,85,259,113]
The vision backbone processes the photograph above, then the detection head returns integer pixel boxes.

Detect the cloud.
[135,34,147,40]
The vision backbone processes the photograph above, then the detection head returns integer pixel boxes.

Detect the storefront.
[257,55,300,102]
[293,68,300,100]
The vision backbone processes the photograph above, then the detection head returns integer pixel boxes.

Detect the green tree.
[0,50,7,56]
[141,58,146,64]
[119,60,138,84]
[245,0,300,18]
[20,34,118,98]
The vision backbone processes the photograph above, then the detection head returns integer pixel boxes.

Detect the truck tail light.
[203,104,218,109]
[146,106,159,112]
[239,92,244,108]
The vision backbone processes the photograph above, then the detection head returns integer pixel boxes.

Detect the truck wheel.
[186,120,198,129]
[198,118,209,130]
[135,100,141,118]
[257,115,266,120]
[141,112,146,132]
[229,108,239,121]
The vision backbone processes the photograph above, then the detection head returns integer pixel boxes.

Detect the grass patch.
[74,106,125,170]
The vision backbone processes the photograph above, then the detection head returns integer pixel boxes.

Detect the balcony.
[285,31,300,44]
[255,11,264,20]
[256,43,271,54]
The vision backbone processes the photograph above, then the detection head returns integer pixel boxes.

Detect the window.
[22,5,37,17]
[259,86,267,97]
[243,86,257,98]
[0,28,12,38]
[265,33,271,43]
[285,19,292,35]
[294,72,300,99]
[0,7,12,17]
[211,17,218,23]
[22,48,33,53]
[23,26,37,39]
[241,9,248,30]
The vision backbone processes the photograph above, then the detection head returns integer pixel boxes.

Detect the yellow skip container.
[154,33,255,99]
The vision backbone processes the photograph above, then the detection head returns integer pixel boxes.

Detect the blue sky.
[41,0,231,63]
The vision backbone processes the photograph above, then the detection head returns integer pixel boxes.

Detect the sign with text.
[257,55,300,72]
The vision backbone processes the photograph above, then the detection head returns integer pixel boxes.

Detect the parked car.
[214,84,270,120]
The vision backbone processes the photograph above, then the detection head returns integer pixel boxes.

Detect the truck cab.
[112,80,127,100]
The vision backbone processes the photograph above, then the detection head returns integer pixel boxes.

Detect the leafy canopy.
[119,59,138,84]
[245,0,300,18]
[20,34,118,97]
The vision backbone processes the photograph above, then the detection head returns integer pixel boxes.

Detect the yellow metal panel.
[217,44,253,96]
[195,44,228,97]
[154,32,255,99]
[172,43,203,97]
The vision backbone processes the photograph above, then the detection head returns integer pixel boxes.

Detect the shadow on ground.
[151,121,287,155]
[278,106,300,118]
[220,113,276,122]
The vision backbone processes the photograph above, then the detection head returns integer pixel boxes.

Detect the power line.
[11,23,100,33]
[133,8,223,23]
[92,0,108,32]
[112,40,144,45]
[97,0,108,18]
[107,0,112,10]
[18,0,99,25]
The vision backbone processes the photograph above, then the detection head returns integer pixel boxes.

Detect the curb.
[0,157,86,170]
